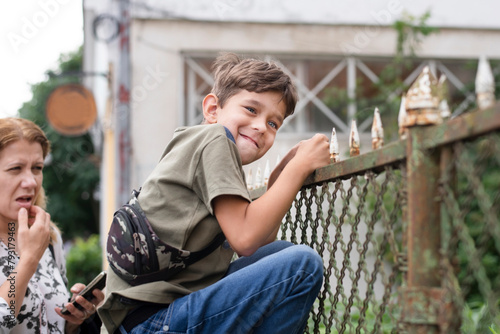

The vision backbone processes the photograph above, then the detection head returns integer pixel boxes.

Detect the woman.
[0,117,104,333]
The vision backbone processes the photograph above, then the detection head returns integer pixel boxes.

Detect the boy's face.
[203,90,286,165]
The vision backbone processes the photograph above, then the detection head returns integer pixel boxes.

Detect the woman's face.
[0,139,44,225]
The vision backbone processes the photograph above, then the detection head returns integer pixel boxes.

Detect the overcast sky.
[0,0,83,118]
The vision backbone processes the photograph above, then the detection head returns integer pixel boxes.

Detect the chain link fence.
[255,104,500,333]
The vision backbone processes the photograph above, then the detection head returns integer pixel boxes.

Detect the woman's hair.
[0,117,59,243]
[211,52,298,118]
[0,117,50,158]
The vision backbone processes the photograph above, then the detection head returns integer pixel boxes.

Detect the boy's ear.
[202,94,219,124]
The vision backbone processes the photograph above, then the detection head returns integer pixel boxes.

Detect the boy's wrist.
[284,157,312,182]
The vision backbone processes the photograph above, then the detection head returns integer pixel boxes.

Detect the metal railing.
[252,103,500,333]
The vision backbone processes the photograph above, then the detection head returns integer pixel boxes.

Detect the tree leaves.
[18,46,100,240]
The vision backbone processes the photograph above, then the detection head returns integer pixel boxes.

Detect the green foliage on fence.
[462,302,500,334]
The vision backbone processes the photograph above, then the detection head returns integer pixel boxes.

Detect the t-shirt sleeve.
[194,135,250,215]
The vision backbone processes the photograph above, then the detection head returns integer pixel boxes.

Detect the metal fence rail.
[253,103,500,333]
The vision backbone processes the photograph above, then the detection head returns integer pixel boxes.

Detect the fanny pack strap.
[130,231,226,286]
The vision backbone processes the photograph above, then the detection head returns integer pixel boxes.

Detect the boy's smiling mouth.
[240,134,259,148]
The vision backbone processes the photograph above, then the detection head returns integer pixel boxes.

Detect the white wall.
[132,0,500,29]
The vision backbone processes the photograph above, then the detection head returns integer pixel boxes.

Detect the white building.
[81,0,500,246]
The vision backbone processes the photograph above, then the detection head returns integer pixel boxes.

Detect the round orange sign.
[46,84,97,136]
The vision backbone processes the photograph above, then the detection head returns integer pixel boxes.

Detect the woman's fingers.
[17,206,50,259]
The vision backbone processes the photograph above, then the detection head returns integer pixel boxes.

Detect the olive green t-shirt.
[99,124,250,333]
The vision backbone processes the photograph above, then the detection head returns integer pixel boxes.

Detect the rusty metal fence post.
[401,126,443,333]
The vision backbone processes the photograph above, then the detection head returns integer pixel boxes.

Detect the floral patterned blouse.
[0,231,69,333]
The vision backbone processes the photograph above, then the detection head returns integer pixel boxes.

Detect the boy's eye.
[245,107,256,114]
[268,121,278,129]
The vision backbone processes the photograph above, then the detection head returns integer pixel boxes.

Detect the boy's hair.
[211,53,298,118]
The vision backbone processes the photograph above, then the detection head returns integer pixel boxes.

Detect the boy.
[99,53,331,333]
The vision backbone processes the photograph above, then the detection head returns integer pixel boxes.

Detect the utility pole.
[116,0,131,206]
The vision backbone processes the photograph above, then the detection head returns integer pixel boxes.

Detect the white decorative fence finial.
[330,127,340,163]
[398,95,408,139]
[404,65,442,126]
[438,74,451,119]
[475,55,496,110]
[255,166,262,189]
[349,120,360,157]
[371,107,384,149]
[263,160,270,186]
[246,168,253,190]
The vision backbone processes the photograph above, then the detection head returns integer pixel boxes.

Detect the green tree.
[18,47,100,241]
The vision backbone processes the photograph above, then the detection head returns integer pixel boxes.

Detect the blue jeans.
[123,241,323,334]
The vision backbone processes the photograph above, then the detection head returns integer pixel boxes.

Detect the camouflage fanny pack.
[106,189,226,286]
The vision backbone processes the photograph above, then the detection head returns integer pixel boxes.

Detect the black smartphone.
[61,271,107,315]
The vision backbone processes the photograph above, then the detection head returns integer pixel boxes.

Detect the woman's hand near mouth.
[0,206,51,319]
[17,206,50,260]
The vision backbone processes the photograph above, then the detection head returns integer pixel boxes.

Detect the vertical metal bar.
[347,57,357,121]
[428,60,437,78]
[404,126,441,333]
[101,63,116,269]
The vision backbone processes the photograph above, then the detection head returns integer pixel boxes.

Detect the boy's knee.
[267,240,294,252]
[288,245,324,275]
